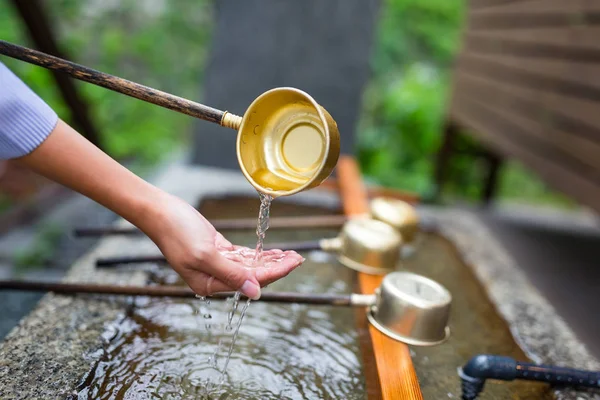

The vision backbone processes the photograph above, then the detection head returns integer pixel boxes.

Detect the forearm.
[14,119,165,232]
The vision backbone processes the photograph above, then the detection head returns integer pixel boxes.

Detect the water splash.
[208,338,223,368]
[219,298,252,386]
[226,291,242,331]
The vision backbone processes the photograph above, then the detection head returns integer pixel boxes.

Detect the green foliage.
[358,0,574,206]
[0,0,213,163]
[358,0,463,196]
[359,64,447,193]
[499,162,575,208]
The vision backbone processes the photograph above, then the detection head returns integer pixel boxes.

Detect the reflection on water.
[77,252,365,399]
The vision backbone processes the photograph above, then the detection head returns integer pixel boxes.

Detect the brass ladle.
[370,197,426,259]
[0,40,340,196]
[0,271,451,346]
[370,197,420,244]
[96,217,403,275]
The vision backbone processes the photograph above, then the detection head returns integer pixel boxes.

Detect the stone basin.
[0,164,598,399]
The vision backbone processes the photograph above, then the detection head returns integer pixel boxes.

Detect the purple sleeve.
[0,61,58,159]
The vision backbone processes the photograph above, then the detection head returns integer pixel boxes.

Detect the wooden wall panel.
[450,0,600,211]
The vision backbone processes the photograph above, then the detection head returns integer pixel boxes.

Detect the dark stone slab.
[192,0,381,168]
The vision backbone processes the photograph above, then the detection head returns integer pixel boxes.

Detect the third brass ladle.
[0,40,340,197]
[0,271,451,346]
[96,217,403,275]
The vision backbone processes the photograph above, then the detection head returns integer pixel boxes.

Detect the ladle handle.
[95,240,325,268]
[0,40,240,128]
[74,227,140,237]
[264,240,323,252]
[74,215,347,237]
[96,255,166,267]
[0,280,354,306]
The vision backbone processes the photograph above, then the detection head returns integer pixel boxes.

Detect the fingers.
[181,240,305,300]
[183,251,305,297]
[183,271,236,296]
[198,247,262,300]
[254,253,304,285]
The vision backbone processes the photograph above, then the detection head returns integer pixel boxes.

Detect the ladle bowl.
[369,271,452,346]
[370,197,427,259]
[236,88,340,196]
[370,197,420,244]
[321,217,403,275]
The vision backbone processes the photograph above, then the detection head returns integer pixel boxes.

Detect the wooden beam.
[455,53,600,103]
[470,0,592,13]
[462,35,600,63]
[480,149,504,205]
[336,156,423,400]
[453,73,600,171]
[451,98,600,213]
[433,121,459,202]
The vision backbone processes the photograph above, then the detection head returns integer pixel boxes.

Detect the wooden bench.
[435,0,600,211]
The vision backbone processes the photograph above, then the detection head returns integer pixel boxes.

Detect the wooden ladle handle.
[94,240,325,268]
[0,40,241,129]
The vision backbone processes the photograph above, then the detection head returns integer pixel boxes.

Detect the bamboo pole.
[0,280,353,305]
[94,239,323,267]
[74,215,347,237]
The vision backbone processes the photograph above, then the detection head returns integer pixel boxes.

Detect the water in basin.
[76,195,555,399]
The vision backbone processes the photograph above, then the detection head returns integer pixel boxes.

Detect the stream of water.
[214,193,273,385]
[253,193,273,263]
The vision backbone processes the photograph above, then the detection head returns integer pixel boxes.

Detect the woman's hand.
[142,194,304,300]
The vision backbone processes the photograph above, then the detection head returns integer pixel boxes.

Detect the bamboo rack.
[337,156,424,400]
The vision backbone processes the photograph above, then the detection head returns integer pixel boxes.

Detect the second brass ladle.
[96,217,403,275]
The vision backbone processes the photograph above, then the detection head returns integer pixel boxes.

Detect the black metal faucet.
[458,354,600,400]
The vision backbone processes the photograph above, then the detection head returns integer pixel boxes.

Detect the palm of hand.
[149,195,304,299]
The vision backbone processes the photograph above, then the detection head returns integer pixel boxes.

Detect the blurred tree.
[0,0,213,163]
